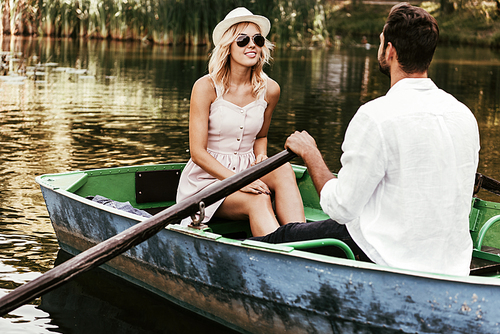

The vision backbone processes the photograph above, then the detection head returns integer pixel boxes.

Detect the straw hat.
[212,7,271,46]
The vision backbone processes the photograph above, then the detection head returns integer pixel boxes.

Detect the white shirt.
[320,78,480,276]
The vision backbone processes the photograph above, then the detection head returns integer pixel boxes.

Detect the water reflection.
[37,251,237,334]
[0,36,498,332]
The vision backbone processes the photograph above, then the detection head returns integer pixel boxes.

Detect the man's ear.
[385,42,397,62]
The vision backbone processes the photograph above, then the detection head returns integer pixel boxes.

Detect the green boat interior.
[37,163,500,276]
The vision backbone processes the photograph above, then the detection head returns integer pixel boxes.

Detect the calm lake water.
[0,36,499,333]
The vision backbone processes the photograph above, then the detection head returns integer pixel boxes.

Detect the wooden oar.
[475,173,500,197]
[0,149,296,316]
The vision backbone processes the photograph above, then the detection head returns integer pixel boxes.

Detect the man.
[254,3,480,276]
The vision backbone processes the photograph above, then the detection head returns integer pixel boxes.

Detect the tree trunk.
[0,2,3,36]
[440,0,455,14]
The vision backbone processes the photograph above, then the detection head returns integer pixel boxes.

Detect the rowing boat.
[36,163,500,333]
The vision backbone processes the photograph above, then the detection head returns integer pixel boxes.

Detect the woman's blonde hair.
[208,22,274,98]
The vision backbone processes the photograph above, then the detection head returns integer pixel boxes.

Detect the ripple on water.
[0,304,56,334]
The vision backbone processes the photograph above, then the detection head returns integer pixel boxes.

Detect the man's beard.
[378,49,391,78]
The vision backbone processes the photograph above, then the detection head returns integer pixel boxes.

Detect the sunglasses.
[235,34,265,48]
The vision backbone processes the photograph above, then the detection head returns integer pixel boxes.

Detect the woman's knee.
[265,163,296,186]
[276,162,295,177]
[225,192,273,214]
[231,193,275,222]
[250,193,274,210]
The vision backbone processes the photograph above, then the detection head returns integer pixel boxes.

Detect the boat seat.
[133,169,253,237]
[471,246,500,276]
[280,238,356,260]
[469,212,500,276]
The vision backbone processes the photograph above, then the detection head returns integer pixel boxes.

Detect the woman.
[176,7,305,236]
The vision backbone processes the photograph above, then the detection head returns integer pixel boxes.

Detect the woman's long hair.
[208,22,274,98]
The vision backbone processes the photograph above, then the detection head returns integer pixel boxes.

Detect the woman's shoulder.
[265,77,280,101]
[192,75,217,99]
[194,74,215,90]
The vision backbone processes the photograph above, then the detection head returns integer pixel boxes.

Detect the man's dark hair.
[383,3,439,74]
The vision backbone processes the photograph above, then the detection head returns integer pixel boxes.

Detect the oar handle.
[475,173,500,197]
[0,149,297,316]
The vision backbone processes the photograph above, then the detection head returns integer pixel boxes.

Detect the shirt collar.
[386,78,438,96]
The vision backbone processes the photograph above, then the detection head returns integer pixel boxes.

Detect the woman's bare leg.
[215,191,279,237]
[261,163,305,225]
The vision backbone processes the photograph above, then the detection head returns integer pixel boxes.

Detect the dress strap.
[258,76,270,101]
[215,85,223,99]
[208,74,222,99]
[259,88,267,101]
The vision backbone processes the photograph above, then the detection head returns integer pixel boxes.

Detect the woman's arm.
[253,79,280,164]
[189,76,235,181]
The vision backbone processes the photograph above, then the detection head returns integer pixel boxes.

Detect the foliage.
[0,0,329,46]
[324,3,388,43]
[2,0,500,48]
[430,1,500,47]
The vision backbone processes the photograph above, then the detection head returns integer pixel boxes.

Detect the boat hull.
[39,184,500,334]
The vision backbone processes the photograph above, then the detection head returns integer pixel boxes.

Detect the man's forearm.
[301,149,336,195]
[285,130,336,195]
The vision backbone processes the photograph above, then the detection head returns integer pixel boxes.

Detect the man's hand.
[285,130,335,195]
[285,130,319,158]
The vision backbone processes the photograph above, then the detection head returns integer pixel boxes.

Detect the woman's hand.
[240,179,271,195]
[251,154,268,166]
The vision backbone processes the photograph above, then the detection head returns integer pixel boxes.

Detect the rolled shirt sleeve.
[320,110,386,224]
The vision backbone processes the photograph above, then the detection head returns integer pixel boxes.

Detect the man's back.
[285,3,480,276]
[320,78,480,275]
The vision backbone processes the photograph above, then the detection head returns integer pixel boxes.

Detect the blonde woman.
[176,7,305,236]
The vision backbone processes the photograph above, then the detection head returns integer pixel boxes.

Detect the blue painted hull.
[38,180,500,334]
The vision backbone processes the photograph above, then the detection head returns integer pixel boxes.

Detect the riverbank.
[327,2,500,48]
[1,1,500,48]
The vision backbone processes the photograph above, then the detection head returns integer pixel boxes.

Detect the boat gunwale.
[165,223,500,287]
[37,182,500,288]
[36,165,500,287]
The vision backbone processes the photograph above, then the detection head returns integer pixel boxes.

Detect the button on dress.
[176,84,267,225]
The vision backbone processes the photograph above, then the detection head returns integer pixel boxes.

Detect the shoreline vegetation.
[1,0,500,48]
